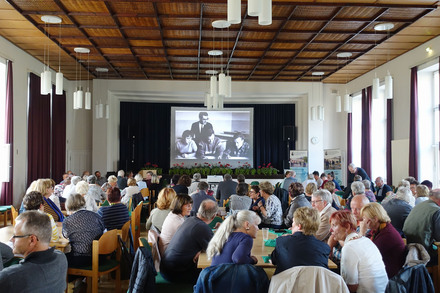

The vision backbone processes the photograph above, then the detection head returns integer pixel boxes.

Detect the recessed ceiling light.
[74,47,90,54]
[208,50,223,56]
[95,67,109,73]
[337,52,352,58]
[212,20,230,29]
[41,15,62,24]
[205,70,218,75]
[312,72,325,76]
[374,23,394,31]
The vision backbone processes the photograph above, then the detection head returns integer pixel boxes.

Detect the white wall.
[0,36,92,206]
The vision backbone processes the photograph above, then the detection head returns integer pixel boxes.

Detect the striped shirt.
[97,203,130,231]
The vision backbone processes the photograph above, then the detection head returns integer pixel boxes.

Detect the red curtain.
[361,87,372,177]
[27,73,51,186]
[386,99,393,186]
[1,60,13,205]
[51,86,66,183]
[408,66,418,179]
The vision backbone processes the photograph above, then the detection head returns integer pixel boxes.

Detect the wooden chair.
[67,229,121,293]
[0,206,11,227]
[117,220,131,248]
[10,206,18,226]
[131,203,142,252]
[140,188,150,200]
[148,226,161,272]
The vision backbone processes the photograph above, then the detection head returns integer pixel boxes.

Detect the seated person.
[271,207,330,274]
[146,187,177,233]
[196,128,225,159]
[176,130,197,158]
[224,133,250,158]
[0,242,13,269]
[284,182,311,228]
[159,194,193,255]
[0,211,68,292]
[63,193,105,267]
[257,181,283,229]
[22,191,59,242]
[311,189,337,242]
[191,181,216,216]
[249,185,265,217]
[207,210,260,265]
[97,187,130,230]
[360,203,406,278]
[121,178,141,208]
[229,182,253,213]
[330,210,388,293]
[160,200,218,284]
[86,175,107,203]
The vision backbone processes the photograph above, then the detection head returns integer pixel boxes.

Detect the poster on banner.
[324,149,343,187]
[290,150,308,183]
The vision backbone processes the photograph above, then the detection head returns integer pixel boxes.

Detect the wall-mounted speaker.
[283,125,295,141]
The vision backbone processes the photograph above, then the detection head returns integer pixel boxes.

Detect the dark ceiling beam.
[272,7,345,80]
[225,13,248,72]
[247,6,298,80]
[196,4,204,80]
[51,0,121,78]
[152,2,173,79]
[103,1,149,79]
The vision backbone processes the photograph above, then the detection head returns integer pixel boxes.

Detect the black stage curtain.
[119,102,295,173]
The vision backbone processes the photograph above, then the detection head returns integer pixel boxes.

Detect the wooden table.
[0,224,70,252]
[198,230,337,270]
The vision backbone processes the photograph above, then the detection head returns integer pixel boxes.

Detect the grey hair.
[430,189,440,200]
[348,163,356,169]
[117,170,125,177]
[193,173,201,181]
[134,173,143,182]
[198,199,218,220]
[66,193,86,212]
[313,189,332,205]
[351,181,365,195]
[87,175,97,184]
[75,181,89,195]
[71,176,82,186]
[395,187,413,204]
[198,181,209,191]
[397,179,410,189]
[362,180,371,190]
[206,210,260,259]
[16,211,52,245]
[224,173,232,181]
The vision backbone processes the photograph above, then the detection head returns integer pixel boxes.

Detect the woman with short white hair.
[207,210,260,265]
[76,180,98,212]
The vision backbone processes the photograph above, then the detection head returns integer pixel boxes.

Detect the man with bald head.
[350,194,370,236]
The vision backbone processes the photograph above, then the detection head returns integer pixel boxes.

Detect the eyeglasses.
[311,200,323,205]
[11,234,32,239]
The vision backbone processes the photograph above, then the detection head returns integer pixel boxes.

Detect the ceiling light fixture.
[73,47,90,110]
[228,0,271,26]
[374,22,395,100]
[338,52,353,113]
[40,15,62,95]
[95,67,109,119]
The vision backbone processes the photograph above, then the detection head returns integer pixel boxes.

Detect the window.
[418,63,439,187]
[0,59,8,192]
[351,86,387,181]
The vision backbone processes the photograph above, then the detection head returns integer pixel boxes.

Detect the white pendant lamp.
[258,0,272,25]
[105,104,110,119]
[344,93,351,112]
[384,71,393,100]
[226,75,232,97]
[336,95,342,112]
[40,15,62,95]
[227,0,241,24]
[218,73,227,96]
[210,75,218,97]
[98,103,104,119]
[73,91,78,110]
[311,106,317,121]
[318,106,325,121]
[56,72,63,95]
[85,91,91,110]
[372,75,380,99]
[77,87,84,109]
[248,0,262,16]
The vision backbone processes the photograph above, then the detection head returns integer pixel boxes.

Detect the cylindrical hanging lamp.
[344,94,350,112]
[248,0,262,16]
[258,0,272,25]
[56,72,63,95]
[85,91,91,110]
[310,106,316,121]
[226,75,232,97]
[318,106,325,121]
[228,0,241,24]
[218,73,227,96]
[77,88,84,109]
[40,71,46,95]
[210,75,218,97]
[385,73,393,100]
[42,70,51,95]
[98,103,104,119]
[336,95,342,112]
[372,77,380,99]
[105,104,110,119]
[73,91,78,110]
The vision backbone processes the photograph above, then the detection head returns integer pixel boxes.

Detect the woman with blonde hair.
[207,210,260,265]
[31,179,64,222]
[271,207,330,274]
[121,178,141,207]
[305,182,317,202]
[146,187,177,232]
[361,203,406,278]
[415,184,429,205]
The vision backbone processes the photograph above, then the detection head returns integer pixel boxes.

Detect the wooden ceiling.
[0,0,439,83]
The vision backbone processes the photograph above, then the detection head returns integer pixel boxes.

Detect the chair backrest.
[11,206,18,226]
[194,263,269,293]
[98,229,119,255]
[268,266,349,293]
[118,220,131,245]
[147,226,161,272]
[140,188,150,199]
[131,202,142,251]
